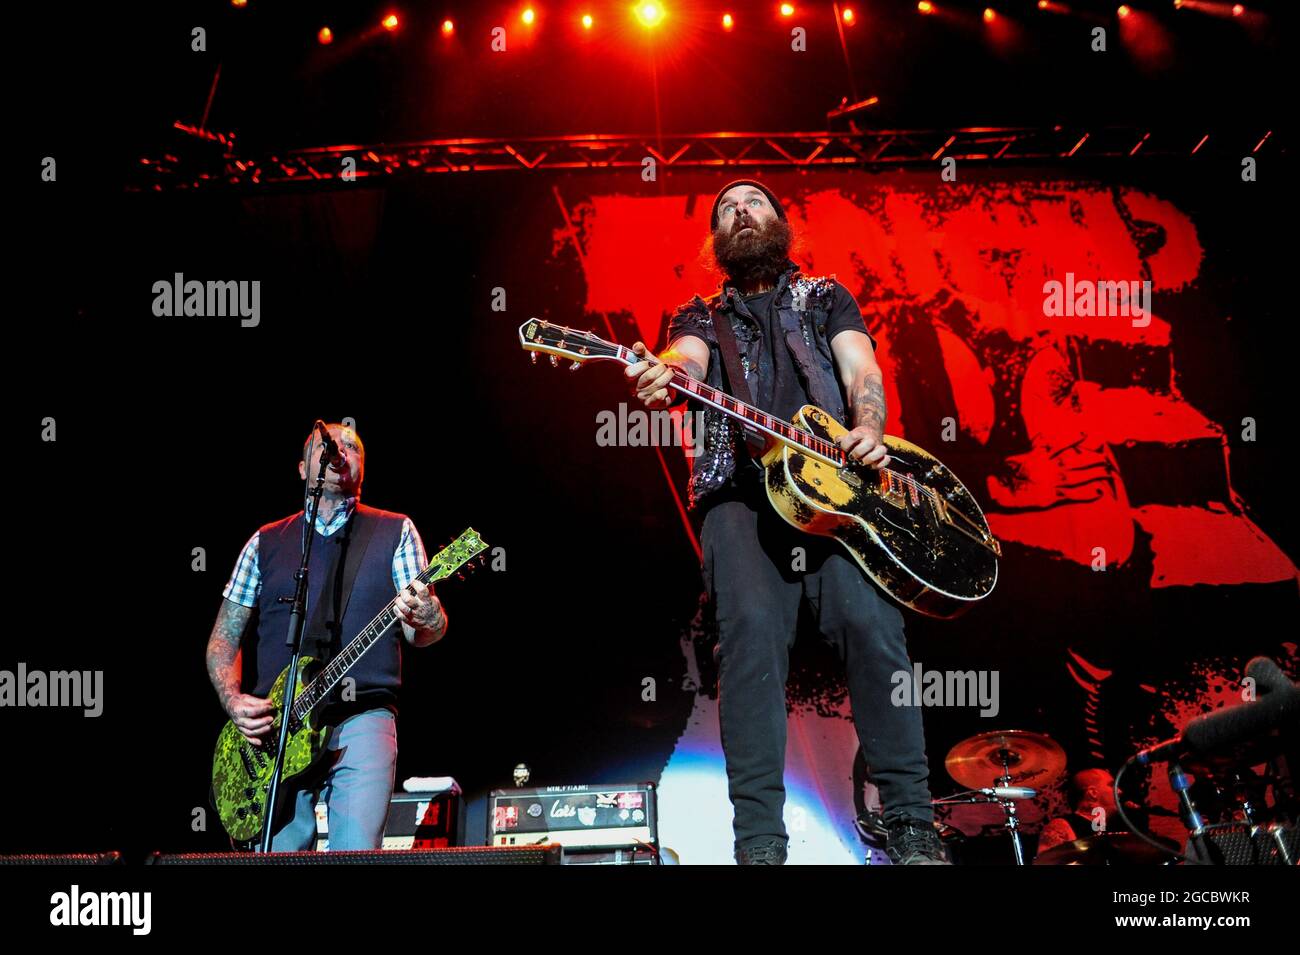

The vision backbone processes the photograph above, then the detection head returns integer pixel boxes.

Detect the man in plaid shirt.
[205,422,447,850]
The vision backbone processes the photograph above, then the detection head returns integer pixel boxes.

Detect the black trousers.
[700,494,935,852]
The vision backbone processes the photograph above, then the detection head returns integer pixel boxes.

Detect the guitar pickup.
[878,471,908,509]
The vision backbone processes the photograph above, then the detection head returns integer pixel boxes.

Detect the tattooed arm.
[206,598,251,712]
[206,598,276,745]
[831,329,892,469]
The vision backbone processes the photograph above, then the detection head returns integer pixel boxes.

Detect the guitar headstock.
[423,528,489,584]
[518,319,621,369]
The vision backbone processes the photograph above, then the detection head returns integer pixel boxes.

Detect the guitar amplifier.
[1186,823,1298,866]
[488,782,658,859]
[314,778,464,850]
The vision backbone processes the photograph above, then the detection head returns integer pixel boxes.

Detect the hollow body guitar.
[519,319,999,618]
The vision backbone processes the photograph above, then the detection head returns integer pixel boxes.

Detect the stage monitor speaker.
[0,852,123,865]
[146,845,561,865]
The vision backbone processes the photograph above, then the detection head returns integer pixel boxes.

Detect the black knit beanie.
[710,179,787,231]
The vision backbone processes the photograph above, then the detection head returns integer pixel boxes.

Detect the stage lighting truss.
[129,126,1279,191]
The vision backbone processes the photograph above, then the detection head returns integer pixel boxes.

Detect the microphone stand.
[933,763,1035,866]
[255,439,330,853]
[1168,758,1213,864]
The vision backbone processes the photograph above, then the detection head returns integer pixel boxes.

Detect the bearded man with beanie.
[625,180,948,865]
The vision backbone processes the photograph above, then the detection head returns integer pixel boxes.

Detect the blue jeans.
[270,708,398,851]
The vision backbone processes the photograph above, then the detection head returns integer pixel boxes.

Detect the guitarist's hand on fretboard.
[626,338,710,410]
[394,578,445,639]
[625,341,677,409]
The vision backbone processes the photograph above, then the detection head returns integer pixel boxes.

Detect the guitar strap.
[711,299,764,459]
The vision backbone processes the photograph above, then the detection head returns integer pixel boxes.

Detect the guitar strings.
[600,338,991,545]
[292,558,466,720]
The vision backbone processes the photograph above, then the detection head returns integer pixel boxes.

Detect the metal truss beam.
[130,126,1279,191]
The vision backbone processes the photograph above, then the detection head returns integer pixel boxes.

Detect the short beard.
[712,217,793,289]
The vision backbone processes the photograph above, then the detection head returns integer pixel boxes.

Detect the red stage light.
[722,12,734,29]
[231,0,247,7]
[1176,1,1249,17]
[382,13,399,31]
[842,8,855,24]
[318,26,333,44]
[582,13,593,29]
[441,19,455,35]
[984,7,996,21]
[780,3,795,15]
[522,8,536,25]
[1117,5,1131,17]
[918,1,935,14]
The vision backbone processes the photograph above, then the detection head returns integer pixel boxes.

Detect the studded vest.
[675,265,850,509]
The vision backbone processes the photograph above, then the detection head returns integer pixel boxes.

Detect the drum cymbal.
[1033,832,1180,866]
[945,729,1067,790]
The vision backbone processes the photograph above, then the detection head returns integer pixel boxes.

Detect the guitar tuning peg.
[569,361,581,371]
[549,354,558,367]
[530,352,538,364]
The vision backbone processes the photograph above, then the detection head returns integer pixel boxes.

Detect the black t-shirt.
[731,284,873,419]
[722,284,874,491]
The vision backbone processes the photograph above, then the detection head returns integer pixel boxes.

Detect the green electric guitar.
[212,527,487,843]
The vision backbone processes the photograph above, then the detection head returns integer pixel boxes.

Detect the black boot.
[884,818,951,865]
[735,838,788,865]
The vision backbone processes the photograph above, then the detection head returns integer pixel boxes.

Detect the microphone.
[313,421,342,466]
[1136,657,1299,766]
[1240,656,1293,698]
[1183,683,1298,756]
[981,786,1038,800]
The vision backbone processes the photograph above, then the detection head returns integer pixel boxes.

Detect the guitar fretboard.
[613,344,847,467]
[289,559,457,726]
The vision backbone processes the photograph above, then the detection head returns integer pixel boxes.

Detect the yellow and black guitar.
[520,319,999,618]
[212,527,487,843]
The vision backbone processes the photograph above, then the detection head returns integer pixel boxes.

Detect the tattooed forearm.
[851,372,887,433]
[669,358,706,382]
[659,346,705,383]
[206,598,252,711]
